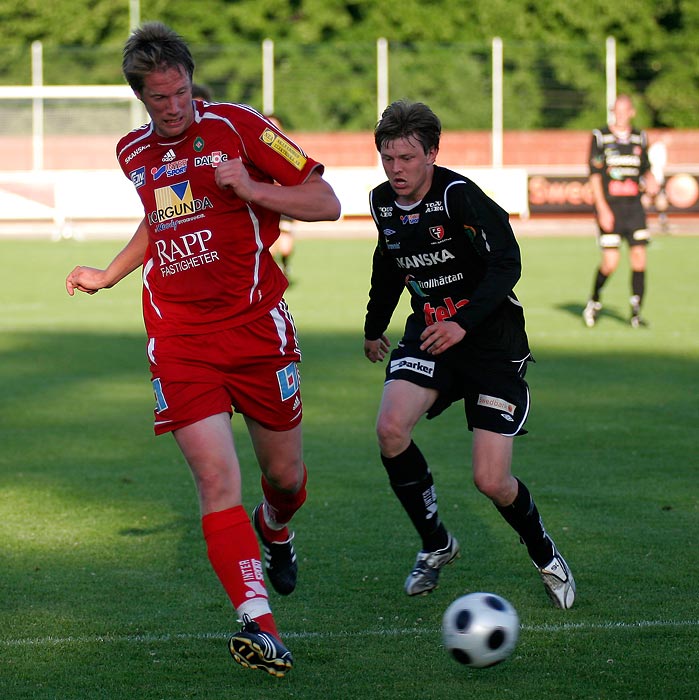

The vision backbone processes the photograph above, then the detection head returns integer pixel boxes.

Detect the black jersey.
[589,126,651,202]
[364,165,530,361]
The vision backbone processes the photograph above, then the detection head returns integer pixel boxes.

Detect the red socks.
[259,465,307,542]
[201,467,308,638]
[202,505,278,636]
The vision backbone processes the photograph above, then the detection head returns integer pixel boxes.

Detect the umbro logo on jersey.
[162,149,177,162]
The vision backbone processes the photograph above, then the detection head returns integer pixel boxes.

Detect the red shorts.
[147,300,302,435]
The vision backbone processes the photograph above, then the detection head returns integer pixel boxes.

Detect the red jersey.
[117,102,323,338]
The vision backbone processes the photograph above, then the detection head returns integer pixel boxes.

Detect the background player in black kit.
[363,100,575,609]
[583,94,659,328]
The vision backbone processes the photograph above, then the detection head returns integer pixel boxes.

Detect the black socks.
[631,269,645,302]
[381,441,449,553]
[592,268,608,302]
[495,478,554,567]
[382,446,555,566]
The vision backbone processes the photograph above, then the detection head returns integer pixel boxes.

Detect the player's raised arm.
[65,218,148,296]
[215,163,341,222]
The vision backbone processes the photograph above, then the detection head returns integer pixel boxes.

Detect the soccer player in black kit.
[583,94,659,328]
[363,100,575,609]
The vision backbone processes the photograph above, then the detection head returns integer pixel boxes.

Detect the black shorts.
[385,340,532,437]
[597,198,649,248]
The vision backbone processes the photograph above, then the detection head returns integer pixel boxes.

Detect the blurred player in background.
[362,100,575,610]
[191,82,212,102]
[648,133,670,233]
[583,94,659,328]
[65,21,340,677]
[267,114,297,281]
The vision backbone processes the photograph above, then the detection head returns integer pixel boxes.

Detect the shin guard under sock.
[381,441,448,552]
[631,269,645,304]
[495,478,554,567]
[260,464,308,541]
[592,269,608,302]
[202,506,277,636]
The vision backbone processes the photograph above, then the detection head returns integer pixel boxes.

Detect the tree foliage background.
[0,0,697,131]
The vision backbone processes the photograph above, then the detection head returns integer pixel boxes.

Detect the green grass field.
[1,231,698,699]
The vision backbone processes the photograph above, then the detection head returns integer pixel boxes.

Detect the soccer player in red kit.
[65,22,340,677]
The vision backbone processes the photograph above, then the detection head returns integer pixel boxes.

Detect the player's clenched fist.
[214,157,256,203]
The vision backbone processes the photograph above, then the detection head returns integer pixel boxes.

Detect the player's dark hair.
[192,83,213,101]
[122,22,195,94]
[374,100,441,154]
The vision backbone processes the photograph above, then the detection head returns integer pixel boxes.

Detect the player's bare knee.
[263,460,305,493]
[473,472,510,504]
[194,469,238,505]
[376,418,410,457]
[377,430,410,457]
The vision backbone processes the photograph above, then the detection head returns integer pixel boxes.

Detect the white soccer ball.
[442,592,520,668]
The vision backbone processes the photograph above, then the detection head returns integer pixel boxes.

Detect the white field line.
[1,618,697,648]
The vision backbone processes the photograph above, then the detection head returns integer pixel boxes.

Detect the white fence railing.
[0,37,620,172]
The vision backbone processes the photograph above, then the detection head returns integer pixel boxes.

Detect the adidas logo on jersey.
[162,149,177,162]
